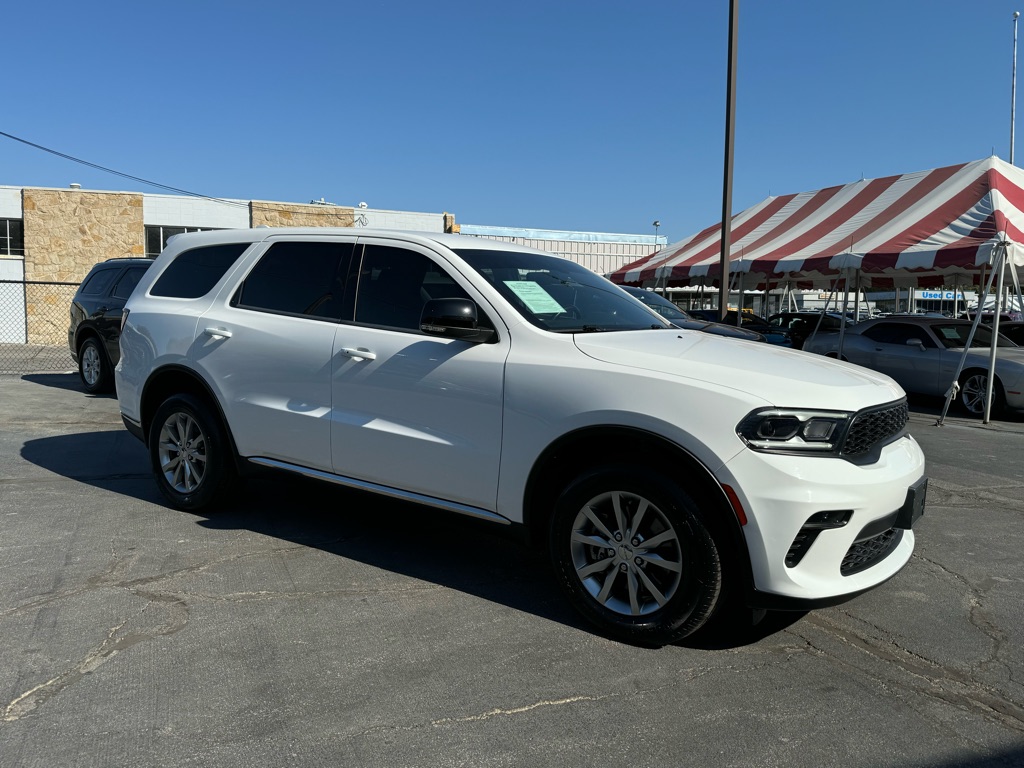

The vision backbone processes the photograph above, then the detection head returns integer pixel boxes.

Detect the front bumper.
[722,433,926,604]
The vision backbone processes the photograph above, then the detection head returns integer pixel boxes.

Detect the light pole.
[1014,11,1020,164]
[653,220,661,248]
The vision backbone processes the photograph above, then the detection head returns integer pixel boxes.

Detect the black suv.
[767,311,849,349]
[68,258,153,393]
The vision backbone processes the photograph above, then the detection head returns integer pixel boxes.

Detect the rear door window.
[232,241,354,321]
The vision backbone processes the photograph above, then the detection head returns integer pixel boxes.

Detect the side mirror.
[420,298,495,343]
[905,338,926,350]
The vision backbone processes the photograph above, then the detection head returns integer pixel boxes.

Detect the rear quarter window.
[150,243,250,299]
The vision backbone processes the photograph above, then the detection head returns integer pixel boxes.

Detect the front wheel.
[149,394,234,511]
[958,370,1005,417]
[549,467,722,646]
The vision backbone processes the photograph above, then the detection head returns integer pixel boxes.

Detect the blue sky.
[2,1,1019,243]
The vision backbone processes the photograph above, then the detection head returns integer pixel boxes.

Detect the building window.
[0,219,24,257]
[145,225,219,257]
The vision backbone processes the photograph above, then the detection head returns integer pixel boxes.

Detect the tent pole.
[854,271,863,321]
[938,247,1004,425]
[807,275,842,350]
[736,261,745,324]
[1012,252,1024,317]
[985,244,1008,423]
[837,271,851,357]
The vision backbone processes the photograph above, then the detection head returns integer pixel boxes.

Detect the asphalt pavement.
[1,373,1022,768]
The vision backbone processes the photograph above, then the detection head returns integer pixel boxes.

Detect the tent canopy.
[610,156,1024,290]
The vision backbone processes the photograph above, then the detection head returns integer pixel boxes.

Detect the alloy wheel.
[569,490,683,617]
[960,373,989,415]
[81,344,101,387]
[157,411,208,493]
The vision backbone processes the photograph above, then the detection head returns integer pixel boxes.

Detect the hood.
[574,329,905,411]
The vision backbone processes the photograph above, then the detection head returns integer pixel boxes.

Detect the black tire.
[958,370,1005,417]
[549,466,722,646]
[78,337,112,394]
[148,394,234,511]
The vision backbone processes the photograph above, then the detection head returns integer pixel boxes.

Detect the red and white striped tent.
[610,156,1024,290]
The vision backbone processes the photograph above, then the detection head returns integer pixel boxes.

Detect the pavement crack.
[795,612,1024,735]
[912,554,1012,677]
[429,695,607,725]
[2,592,190,723]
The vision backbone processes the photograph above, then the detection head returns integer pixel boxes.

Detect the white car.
[802,315,1024,416]
[116,229,926,645]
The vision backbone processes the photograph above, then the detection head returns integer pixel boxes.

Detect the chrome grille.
[841,400,909,458]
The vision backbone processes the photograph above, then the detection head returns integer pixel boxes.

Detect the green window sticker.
[505,281,565,313]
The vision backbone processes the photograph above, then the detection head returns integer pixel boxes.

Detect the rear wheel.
[149,394,234,510]
[958,370,1005,417]
[550,466,722,646]
[78,337,112,393]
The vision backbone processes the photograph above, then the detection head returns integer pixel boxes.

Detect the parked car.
[964,310,1024,323]
[993,321,1024,346]
[68,258,153,393]
[620,287,765,342]
[768,311,850,350]
[802,316,1024,416]
[688,310,795,347]
[116,229,925,646]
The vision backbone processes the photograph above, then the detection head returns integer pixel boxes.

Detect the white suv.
[116,228,927,645]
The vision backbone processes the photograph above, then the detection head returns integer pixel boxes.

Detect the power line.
[0,129,374,220]
[0,129,249,207]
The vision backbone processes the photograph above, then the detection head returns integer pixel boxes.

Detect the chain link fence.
[0,279,78,374]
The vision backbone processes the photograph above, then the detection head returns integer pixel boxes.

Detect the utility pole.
[1013,11,1020,164]
[719,0,739,321]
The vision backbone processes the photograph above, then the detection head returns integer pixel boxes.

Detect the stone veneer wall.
[249,201,355,228]
[22,189,144,345]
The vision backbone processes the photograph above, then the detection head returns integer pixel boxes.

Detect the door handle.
[204,327,233,339]
[341,347,376,361]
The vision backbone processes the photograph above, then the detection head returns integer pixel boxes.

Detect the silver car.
[802,316,1024,415]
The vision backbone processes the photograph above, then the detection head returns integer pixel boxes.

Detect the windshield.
[933,323,1019,349]
[455,249,671,332]
[621,287,691,321]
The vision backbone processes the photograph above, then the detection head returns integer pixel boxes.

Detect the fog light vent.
[785,510,853,568]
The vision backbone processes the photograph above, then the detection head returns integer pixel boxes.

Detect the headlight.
[736,408,852,455]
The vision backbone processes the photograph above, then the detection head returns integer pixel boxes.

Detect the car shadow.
[19,430,597,638]
[21,372,116,398]
[21,428,815,650]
